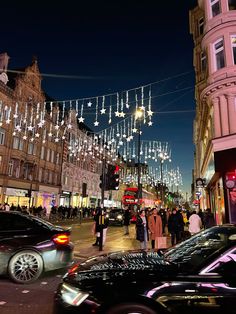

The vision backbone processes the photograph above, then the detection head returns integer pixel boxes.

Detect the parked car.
[0,211,74,284]
[106,208,124,226]
[54,225,236,314]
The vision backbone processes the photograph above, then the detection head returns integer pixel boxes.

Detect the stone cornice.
[200,76,236,104]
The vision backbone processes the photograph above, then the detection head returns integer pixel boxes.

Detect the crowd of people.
[133,206,216,250]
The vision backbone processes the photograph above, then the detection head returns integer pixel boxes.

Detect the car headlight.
[61,283,89,306]
[117,214,122,220]
[106,214,109,218]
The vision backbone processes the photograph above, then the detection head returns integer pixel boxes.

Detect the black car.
[54,225,236,314]
[106,209,124,226]
[0,211,74,284]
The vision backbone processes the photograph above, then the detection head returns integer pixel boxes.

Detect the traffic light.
[106,164,120,190]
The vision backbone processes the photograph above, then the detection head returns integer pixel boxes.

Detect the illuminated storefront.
[5,188,29,207]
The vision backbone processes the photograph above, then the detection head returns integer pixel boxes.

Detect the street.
[0,220,139,314]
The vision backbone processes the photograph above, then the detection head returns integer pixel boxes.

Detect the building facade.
[190,0,236,223]
[0,53,63,211]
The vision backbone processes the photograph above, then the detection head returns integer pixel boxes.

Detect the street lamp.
[135,107,144,210]
[158,144,171,206]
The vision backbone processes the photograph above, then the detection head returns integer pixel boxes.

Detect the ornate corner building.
[190,0,236,224]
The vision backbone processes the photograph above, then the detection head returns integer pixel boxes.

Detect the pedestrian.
[159,207,167,234]
[203,208,216,229]
[136,209,149,250]
[92,207,101,246]
[168,208,182,246]
[149,208,163,249]
[4,203,10,211]
[189,210,202,235]
[123,205,131,235]
[92,207,109,247]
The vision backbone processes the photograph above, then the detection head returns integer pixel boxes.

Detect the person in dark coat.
[92,207,102,246]
[123,205,131,235]
[159,208,167,234]
[136,209,149,249]
[168,208,182,246]
[203,208,216,229]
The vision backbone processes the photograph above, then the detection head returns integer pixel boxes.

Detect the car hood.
[65,250,176,287]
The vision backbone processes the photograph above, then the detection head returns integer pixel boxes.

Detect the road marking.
[0,301,6,305]
[22,290,30,294]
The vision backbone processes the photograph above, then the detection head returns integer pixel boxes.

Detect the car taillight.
[68,263,80,275]
[52,234,70,245]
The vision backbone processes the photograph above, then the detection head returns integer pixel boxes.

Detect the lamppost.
[135,107,144,210]
[158,145,171,206]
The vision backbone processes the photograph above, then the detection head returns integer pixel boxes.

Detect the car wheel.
[106,303,157,314]
[8,250,43,284]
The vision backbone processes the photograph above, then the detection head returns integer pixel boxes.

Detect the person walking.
[123,205,131,235]
[149,208,163,249]
[189,210,202,235]
[168,208,182,246]
[136,209,149,250]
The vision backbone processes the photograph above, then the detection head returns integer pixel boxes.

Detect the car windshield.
[164,226,236,271]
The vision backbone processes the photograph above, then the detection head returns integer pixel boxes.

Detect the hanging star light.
[100,108,106,114]
[148,121,153,126]
[94,121,99,127]
[28,125,34,131]
[87,101,92,107]
[147,110,153,116]
[78,116,85,123]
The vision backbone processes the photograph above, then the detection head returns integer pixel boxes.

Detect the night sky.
[1,0,198,195]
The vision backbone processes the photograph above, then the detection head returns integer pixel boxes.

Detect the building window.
[19,139,23,151]
[0,128,5,145]
[54,173,58,185]
[41,146,45,159]
[231,35,236,64]
[33,144,37,155]
[49,171,53,184]
[8,160,14,176]
[56,153,60,165]
[198,17,204,36]
[44,170,48,183]
[46,148,50,161]
[201,51,207,72]
[13,137,19,149]
[28,143,34,155]
[210,0,221,17]
[228,0,236,10]
[214,38,225,70]
[51,150,55,163]
[38,168,43,182]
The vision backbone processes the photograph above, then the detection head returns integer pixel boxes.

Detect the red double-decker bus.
[122,187,157,208]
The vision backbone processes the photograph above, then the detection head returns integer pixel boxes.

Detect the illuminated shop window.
[214,38,225,70]
[210,0,221,17]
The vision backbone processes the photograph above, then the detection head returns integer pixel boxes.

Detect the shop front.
[5,188,29,207]
[214,148,236,224]
[59,191,71,207]
[35,185,59,212]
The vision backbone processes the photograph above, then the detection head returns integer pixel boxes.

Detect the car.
[54,225,236,314]
[106,208,124,226]
[0,211,74,284]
